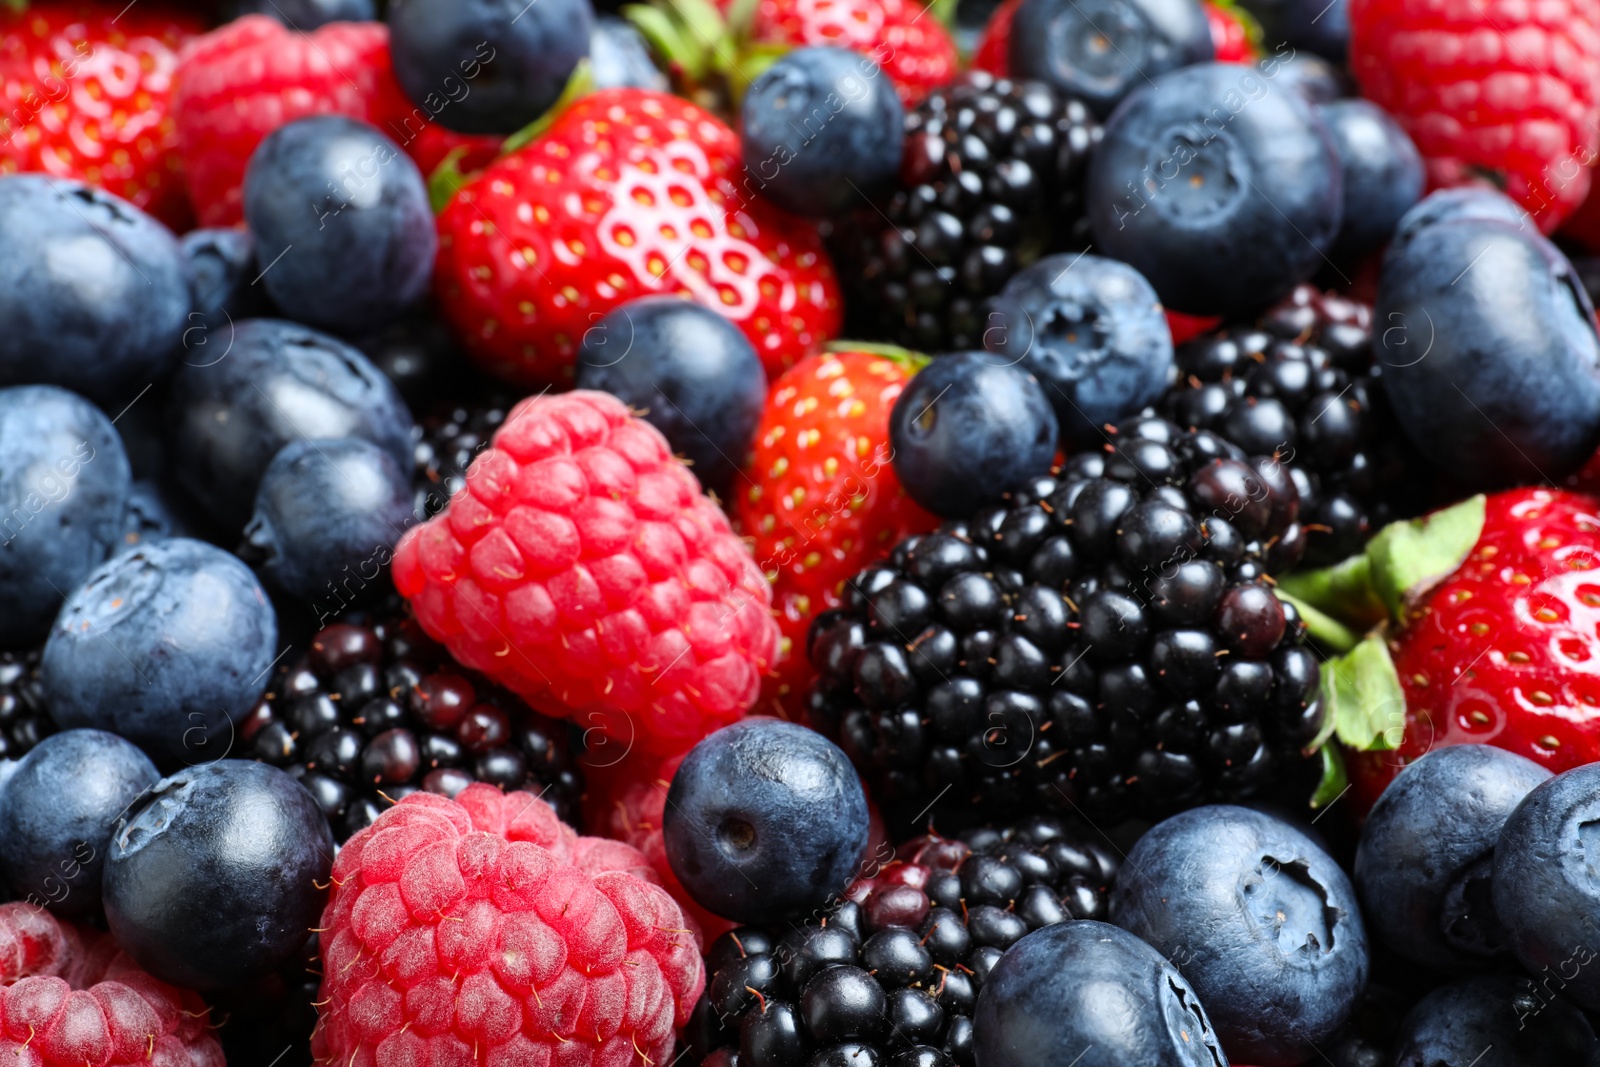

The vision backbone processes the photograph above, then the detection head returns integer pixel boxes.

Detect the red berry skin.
[747,0,959,106]
[971,0,1019,75]
[313,785,704,1067]
[0,903,224,1067]
[434,89,842,387]
[393,391,779,759]
[1347,489,1600,812]
[0,3,203,229]
[1349,0,1600,233]
[1204,1,1256,63]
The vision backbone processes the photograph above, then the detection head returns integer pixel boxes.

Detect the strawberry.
[970,0,1019,76]
[0,2,202,228]
[1286,491,1600,814]
[433,88,841,387]
[732,345,938,717]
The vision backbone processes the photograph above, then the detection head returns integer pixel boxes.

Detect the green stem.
[1277,589,1360,656]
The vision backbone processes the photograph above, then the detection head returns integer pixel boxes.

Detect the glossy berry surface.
[222,0,376,27]
[1319,98,1425,262]
[1390,974,1597,1065]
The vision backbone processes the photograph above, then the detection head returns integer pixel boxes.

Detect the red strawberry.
[1311,490,1600,812]
[1205,0,1258,63]
[744,0,958,106]
[1349,0,1600,233]
[0,2,202,228]
[970,0,1019,76]
[732,347,938,718]
[433,88,841,386]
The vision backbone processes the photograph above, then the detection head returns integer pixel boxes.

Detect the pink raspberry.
[314,785,704,1067]
[393,391,779,757]
[0,903,223,1067]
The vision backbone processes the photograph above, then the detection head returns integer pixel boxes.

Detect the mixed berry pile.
[3,1,1600,1066]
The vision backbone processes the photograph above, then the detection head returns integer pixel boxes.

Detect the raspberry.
[313,785,704,1067]
[1348,0,1600,232]
[0,902,223,1067]
[393,391,779,758]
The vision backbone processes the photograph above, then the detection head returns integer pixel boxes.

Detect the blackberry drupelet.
[834,71,1102,352]
[807,415,1323,829]
[1161,285,1426,567]
[411,394,514,519]
[689,818,1120,1067]
[0,648,52,761]
[243,604,584,842]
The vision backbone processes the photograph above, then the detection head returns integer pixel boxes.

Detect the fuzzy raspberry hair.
[313,785,704,1067]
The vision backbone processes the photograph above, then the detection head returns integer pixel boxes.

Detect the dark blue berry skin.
[1241,0,1349,63]
[1390,975,1598,1067]
[972,920,1226,1067]
[590,17,668,91]
[1319,99,1424,262]
[664,719,869,924]
[740,47,904,218]
[117,480,202,556]
[1355,745,1549,971]
[0,386,131,647]
[243,437,415,602]
[0,729,158,921]
[1086,63,1343,318]
[1390,186,1530,248]
[0,176,188,407]
[42,538,279,767]
[1493,762,1600,1013]
[179,227,272,342]
[575,297,767,494]
[167,319,415,531]
[889,351,1059,518]
[244,116,436,337]
[1376,220,1600,488]
[222,0,376,27]
[102,760,334,991]
[388,0,595,136]
[1272,51,1351,105]
[1111,804,1368,1065]
[982,253,1173,448]
[1009,0,1213,118]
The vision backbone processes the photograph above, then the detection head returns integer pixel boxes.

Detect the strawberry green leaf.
[726,41,791,102]
[1275,589,1359,657]
[1366,494,1486,625]
[1310,744,1349,810]
[427,146,476,214]
[1321,632,1407,752]
[926,0,960,29]
[626,5,707,81]
[499,59,595,158]
[666,0,735,64]
[725,0,762,40]
[1277,553,1386,633]
[824,341,932,375]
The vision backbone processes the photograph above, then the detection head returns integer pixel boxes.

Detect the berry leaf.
[1321,632,1407,752]
[1367,494,1487,624]
[1310,743,1349,810]
[1276,589,1360,657]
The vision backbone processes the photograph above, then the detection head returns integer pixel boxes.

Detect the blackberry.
[1161,285,1431,567]
[806,416,1323,829]
[0,647,52,761]
[833,71,1102,353]
[243,602,584,841]
[411,393,514,520]
[688,818,1119,1067]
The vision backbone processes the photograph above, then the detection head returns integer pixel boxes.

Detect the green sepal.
[1366,494,1486,624]
[1321,632,1407,752]
[1310,744,1349,810]
[824,341,933,375]
[427,146,475,214]
[726,42,792,104]
[625,3,702,78]
[666,0,737,60]
[499,59,595,158]
[1276,589,1359,657]
[926,0,960,29]
[724,0,762,41]
[1277,553,1385,633]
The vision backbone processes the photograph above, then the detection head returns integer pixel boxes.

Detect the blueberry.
[388,0,594,135]
[0,386,131,646]
[1355,744,1550,970]
[222,0,376,27]
[1087,63,1343,318]
[889,352,1060,518]
[1376,220,1600,487]
[575,297,767,494]
[242,438,415,603]
[589,16,669,91]
[1111,804,1368,1064]
[1390,186,1531,248]
[1240,0,1349,63]
[664,718,869,923]
[1493,761,1600,1012]
[972,920,1227,1066]
[1008,0,1214,118]
[42,539,278,766]
[1271,51,1351,105]
[167,319,414,530]
[1390,974,1598,1066]
[740,47,904,217]
[1318,99,1424,262]
[244,116,435,336]
[102,761,334,991]
[117,479,198,556]
[0,729,158,920]
[0,176,188,406]
[179,226,272,342]
[982,253,1172,448]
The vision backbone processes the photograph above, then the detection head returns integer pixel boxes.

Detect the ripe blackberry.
[688,818,1119,1067]
[243,603,584,841]
[0,647,52,761]
[807,416,1323,830]
[411,392,515,519]
[833,70,1102,352]
[1161,285,1428,567]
